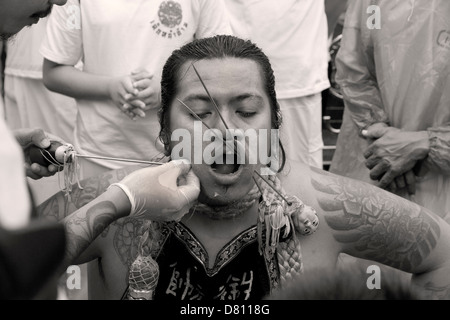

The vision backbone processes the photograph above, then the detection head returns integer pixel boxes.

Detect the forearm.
[43,59,112,100]
[411,265,450,299]
[60,186,130,269]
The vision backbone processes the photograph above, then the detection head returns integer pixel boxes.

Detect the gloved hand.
[110,160,200,221]
[13,128,67,180]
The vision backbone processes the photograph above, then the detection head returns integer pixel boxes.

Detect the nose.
[210,111,247,158]
[49,0,68,6]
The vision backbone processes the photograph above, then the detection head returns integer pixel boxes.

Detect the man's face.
[0,0,67,40]
[169,57,273,207]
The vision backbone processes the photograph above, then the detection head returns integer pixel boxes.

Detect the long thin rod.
[177,98,235,151]
[192,63,230,130]
[74,154,164,166]
[253,170,292,206]
[177,98,213,131]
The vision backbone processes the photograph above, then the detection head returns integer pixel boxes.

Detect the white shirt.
[224,0,330,99]
[40,0,231,169]
[5,18,49,79]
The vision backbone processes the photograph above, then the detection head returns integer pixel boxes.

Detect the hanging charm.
[255,173,320,259]
[256,175,291,257]
[127,220,160,300]
[285,195,319,236]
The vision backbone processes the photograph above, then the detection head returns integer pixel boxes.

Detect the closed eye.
[236,111,256,118]
[189,112,211,120]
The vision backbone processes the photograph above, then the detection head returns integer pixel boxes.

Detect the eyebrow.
[182,94,264,105]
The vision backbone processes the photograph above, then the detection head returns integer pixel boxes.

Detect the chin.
[193,163,256,206]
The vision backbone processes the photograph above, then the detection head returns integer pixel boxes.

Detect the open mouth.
[211,152,241,175]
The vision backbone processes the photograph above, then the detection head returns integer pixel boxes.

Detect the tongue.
[214,164,236,174]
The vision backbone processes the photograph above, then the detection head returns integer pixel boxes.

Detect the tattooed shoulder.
[310,167,441,271]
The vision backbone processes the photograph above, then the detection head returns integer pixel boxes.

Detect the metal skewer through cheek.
[189,65,292,206]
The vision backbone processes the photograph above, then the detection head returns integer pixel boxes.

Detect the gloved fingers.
[168,159,192,175]
[151,159,192,194]
[171,202,193,222]
[177,171,200,203]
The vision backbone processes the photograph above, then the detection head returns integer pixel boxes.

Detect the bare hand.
[386,170,416,195]
[14,128,67,180]
[107,75,146,120]
[362,125,429,189]
[130,69,160,110]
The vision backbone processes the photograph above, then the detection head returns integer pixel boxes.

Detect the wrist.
[411,131,431,160]
[106,184,132,218]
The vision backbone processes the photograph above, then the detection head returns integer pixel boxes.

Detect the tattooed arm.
[35,166,140,271]
[309,167,450,299]
[36,161,200,275]
[61,186,130,269]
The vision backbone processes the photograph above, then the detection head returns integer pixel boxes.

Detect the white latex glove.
[110,160,200,221]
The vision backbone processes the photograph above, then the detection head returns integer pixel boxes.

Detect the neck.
[182,201,259,239]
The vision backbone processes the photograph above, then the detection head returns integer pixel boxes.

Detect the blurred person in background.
[330,0,450,222]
